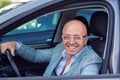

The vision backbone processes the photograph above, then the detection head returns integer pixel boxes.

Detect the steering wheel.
[6,49,21,77]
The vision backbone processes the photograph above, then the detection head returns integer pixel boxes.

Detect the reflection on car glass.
[0,2,30,16]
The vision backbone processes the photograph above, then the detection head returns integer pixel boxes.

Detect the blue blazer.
[16,42,102,76]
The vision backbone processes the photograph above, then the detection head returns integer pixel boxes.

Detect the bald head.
[62,20,88,36]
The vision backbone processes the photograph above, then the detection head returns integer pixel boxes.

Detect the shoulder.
[84,45,99,56]
[51,42,65,54]
[83,45,102,63]
[53,42,64,50]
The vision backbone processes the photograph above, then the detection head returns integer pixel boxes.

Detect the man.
[0,19,102,76]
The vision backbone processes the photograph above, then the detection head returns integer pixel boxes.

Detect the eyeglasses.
[62,35,87,41]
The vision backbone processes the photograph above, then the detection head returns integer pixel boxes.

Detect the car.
[0,0,120,80]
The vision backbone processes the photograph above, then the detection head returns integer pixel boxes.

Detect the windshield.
[0,0,32,16]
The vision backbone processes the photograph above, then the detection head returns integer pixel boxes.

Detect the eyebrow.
[63,34,87,36]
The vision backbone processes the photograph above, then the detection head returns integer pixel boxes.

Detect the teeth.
[69,46,76,49]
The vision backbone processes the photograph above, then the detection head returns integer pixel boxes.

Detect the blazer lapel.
[65,46,89,76]
[43,52,63,76]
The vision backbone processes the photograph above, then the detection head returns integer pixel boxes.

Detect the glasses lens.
[62,35,87,41]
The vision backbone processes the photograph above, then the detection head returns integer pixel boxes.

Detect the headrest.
[74,16,90,35]
[90,11,108,37]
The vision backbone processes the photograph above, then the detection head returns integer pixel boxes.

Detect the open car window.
[1,5,109,75]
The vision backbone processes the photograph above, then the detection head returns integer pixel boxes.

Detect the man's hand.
[0,41,16,56]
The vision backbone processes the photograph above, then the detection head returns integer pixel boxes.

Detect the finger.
[10,48,15,56]
[0,44,1,50]
[0,44,1,53]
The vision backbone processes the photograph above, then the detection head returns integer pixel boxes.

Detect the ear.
[84,37,88,45]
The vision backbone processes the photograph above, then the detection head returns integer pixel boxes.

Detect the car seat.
[89,11,108,73]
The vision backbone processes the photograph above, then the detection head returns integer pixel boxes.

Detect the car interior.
[0,6,109,77]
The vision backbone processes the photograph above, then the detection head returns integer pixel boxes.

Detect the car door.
[0,0,62,77]
[0,0,120,79]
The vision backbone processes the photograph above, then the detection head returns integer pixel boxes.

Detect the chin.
[68,51,77,56]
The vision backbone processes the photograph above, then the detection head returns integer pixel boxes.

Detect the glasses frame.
[62,35,87,41]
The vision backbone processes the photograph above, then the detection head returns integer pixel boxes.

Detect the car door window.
[5,13,60,35]
[1,12,60,49]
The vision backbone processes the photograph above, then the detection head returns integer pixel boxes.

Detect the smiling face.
[62,20,88,57]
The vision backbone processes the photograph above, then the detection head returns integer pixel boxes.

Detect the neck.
[66,55,72,66]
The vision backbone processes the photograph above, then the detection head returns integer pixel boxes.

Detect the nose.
[69,37,75,44]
